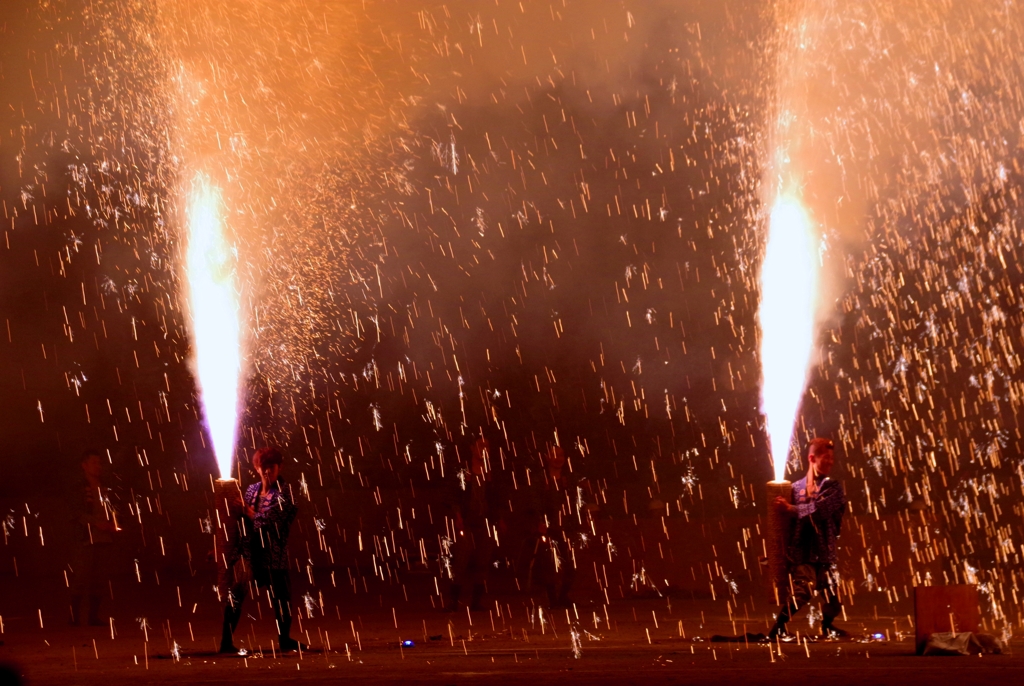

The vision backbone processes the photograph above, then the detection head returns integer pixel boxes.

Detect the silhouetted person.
[448,435,498,611]
[524,443,577,607]
[222,447,302,652]
[769,437,848,639]
[69,450,119,626]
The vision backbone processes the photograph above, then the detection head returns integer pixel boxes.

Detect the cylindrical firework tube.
[212,478,242,565]
[765,480,792,604]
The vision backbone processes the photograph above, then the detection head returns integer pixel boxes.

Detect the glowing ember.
[184,173,243,479]
[758,194,820,481]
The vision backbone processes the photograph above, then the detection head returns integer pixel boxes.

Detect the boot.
[219,604,240,653]
[277,601,304,654]
[765,602,794,647]
[86,595,104,626]
[469,584,484,611]
[767,610,790,640]
[820,617,849,639]
[273,600,293,648]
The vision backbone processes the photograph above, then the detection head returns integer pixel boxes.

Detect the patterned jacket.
[787,475,846,568]
[244,479,298,570]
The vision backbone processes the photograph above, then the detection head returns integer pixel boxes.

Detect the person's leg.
[470,534,496,611]
[556,565,576,607]
[448,536,471,611]
[86,595,104,626]
[469,583,485,611]
[269,569,294,647]
[817,568,846,636]
[220,584,245,652]
[220,604,236,651]
[85,544,109,626]
[769,564,816,637]
[448,584,462,611]
[467,534,487,611]
[228,584,246,633]
[70,544,95,625]
[534,539,558,605]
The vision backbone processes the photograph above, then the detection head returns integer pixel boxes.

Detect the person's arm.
[795,479,845,520]
[774,480,803,515]
[241,484,253,518]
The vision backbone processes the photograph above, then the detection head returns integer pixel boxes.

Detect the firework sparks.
[5,0,1024,674]
[184,174,243,479]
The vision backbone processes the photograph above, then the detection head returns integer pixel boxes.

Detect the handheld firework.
[184,173,244,482]
[183,173,246,564]
[758,195,820,597]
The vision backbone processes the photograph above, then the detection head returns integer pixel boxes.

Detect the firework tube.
[212,477,243,567]
[765,479,792,603]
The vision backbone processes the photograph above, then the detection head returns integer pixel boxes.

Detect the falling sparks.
[3,1,1024,673]
[570,624,582,659]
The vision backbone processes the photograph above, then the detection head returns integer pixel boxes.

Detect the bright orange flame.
[758,195,820,481]
[185,173,242,479]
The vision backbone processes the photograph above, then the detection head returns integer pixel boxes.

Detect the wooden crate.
[913,585,979,654]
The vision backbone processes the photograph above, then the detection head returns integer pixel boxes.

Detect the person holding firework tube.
[219,447,302,653]
[768,437,849,639]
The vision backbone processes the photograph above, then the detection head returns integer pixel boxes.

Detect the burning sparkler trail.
[758,194,820,481]
[185,174,243,479]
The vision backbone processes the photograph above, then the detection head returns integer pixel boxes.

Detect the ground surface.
[1,595,1021,685]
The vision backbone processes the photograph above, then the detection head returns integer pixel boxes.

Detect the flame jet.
[184,173,243,479]
[758,194,820,481]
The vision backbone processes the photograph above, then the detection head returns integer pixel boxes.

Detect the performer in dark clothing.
[769,437,848,639]
[523,443,578,607]
[70,450,119,626]
[219,447,301,653]
[448,435,498,611]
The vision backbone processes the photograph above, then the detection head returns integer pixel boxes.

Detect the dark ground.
[0,582,1020,686]
[1,502,1019,685]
